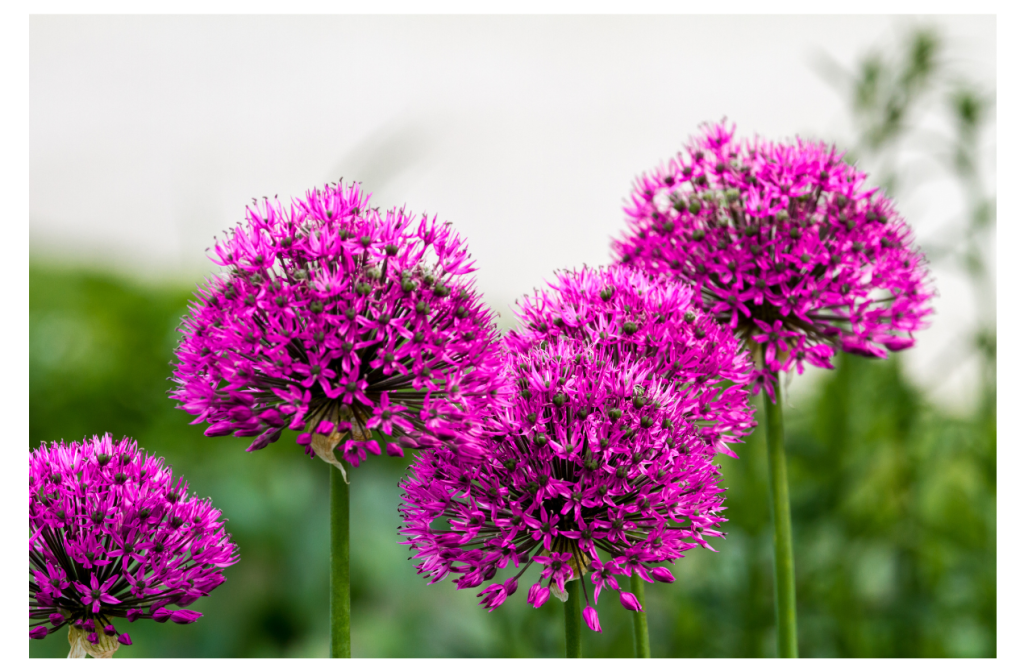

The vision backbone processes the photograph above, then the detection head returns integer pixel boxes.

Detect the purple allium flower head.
[613,122,933,398]
[509,265,755,457]
[399,337,730,632]
[170,182,503,478]
[29,435,237,657]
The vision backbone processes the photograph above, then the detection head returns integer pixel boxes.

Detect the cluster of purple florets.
[171,182,503,471]
[613,122,933,398]
[29,435,237,650]
[511,265,754,456]
[400,266,755,631]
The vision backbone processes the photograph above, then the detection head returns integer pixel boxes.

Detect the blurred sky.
[29,14,995,407]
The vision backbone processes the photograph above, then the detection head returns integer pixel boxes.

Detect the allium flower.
[399,337,731,630]
[509,265,754,457]
[29,435,238,657]
[613,122,933,397]
[171,182,503,478]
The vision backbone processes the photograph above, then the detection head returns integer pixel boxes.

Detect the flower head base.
[613,122,933,393]
[171,182,504,477]
[399,337,729,631]
[28,435,238,656]
[509,265,754,457]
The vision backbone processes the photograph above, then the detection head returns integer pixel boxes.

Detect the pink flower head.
[28,435,237,645]
[170,181,506,473]
[509,265,755,457]
[400,333,733,632]
[613,122,933,397]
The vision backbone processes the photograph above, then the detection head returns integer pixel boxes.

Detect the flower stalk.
[329,467,351,658]
[629,573,651,658]
[763,380,798,657]
[564,579,582,658]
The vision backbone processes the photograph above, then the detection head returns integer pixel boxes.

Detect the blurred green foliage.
[823,25,996,399]
[29,263,995,657]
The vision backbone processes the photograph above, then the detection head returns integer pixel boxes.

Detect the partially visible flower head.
[509,265,755,456]
[171,182,504,477]
[29,435,237,657]
[399,337,728,631]
[613,122,933,398]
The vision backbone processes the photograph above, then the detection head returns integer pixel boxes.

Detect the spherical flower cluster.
[29,435,237,658]
[509,265,754,457]
[612,122,932,398]
[399,338,729,633]
[171,182,503,477]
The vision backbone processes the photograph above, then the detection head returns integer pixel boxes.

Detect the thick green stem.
[564,580,582,658]
[630,573,651,658]
[763,384,798,658]
[329,467,351,658]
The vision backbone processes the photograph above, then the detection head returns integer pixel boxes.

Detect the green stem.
[564,579,582,658]
[630,573,651,658]
[329,467,351,658]
[763,384,798,658]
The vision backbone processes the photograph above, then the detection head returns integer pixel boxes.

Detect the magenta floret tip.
[28,434,237,650]
[170,181,506,471]
[619,591,643,612]
[651,566,676,583]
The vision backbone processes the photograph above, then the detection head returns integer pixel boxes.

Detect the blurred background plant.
[817,26,996,410]
[29,24,994,657]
